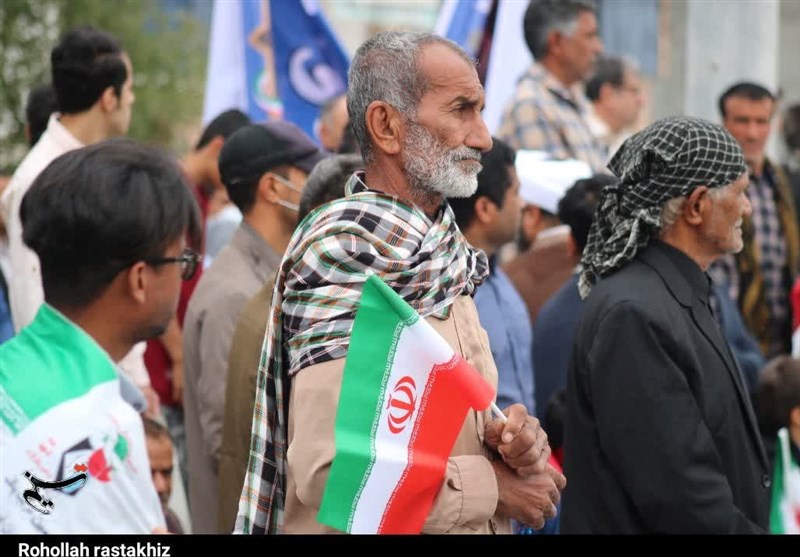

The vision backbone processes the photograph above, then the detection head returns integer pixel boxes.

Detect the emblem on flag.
[317,274,495,534]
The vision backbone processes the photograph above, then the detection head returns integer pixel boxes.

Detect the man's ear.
[474,196,497,225]
[683,186,711,226]
[566,233,580,259]
[598,82,614,104]
[256,173,280,204]
[365,101,403,157]
[99,86,119,113]
[202,135,225,158]
[546,29,566,59]
[520,204,542,245]
[790,405,800,429]
[127,262,148,305]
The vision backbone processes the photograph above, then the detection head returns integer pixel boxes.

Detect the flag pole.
[490,402,507,423]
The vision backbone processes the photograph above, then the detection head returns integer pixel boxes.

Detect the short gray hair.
[347,31,474,163]
[299,154,364,221]
[523,0,596,60]
[658,186,727,232]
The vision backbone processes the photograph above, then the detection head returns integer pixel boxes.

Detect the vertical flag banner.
[317,275,495,534]
[482,0,533,134]
[769,428,800,534]
[435,0,493,58]
[791,278,799,357]
[203,0,349,140]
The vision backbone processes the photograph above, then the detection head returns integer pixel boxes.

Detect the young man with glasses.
[0,139,202,533]
[182,120,326,533]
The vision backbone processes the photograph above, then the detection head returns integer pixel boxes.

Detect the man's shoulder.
[0,329,45,378]
[185,249,259,325]
[536,275,581,325]
[0,323,117,433]
[189,264,255,319]
[584,261,668,318]
[1,138,64,214]
[202,238,258,284]
[503,82,550,124]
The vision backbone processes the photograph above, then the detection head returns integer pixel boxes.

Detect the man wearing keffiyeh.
[562,116,771,533]
[234,31,565,535]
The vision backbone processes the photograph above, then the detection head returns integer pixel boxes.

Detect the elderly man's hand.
[484,403,550,477]
[492,460,565,530]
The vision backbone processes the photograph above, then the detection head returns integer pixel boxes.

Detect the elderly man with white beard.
[234,31,566,535]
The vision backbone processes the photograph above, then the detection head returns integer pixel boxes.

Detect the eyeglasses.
[144,248,202,281]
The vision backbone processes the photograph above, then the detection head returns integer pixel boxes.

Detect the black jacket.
[561,242,770,534]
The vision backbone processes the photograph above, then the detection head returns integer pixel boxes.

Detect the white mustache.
[451,148,482,162]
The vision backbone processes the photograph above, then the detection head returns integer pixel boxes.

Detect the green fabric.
[0,304,117,434]
[318,275,417,531]
[769,429,799,534]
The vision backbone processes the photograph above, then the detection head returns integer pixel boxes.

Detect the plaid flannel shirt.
[496,62,606,172]
[710,160,799,356]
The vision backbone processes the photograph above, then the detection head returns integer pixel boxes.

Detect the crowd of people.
[1,0,798,535]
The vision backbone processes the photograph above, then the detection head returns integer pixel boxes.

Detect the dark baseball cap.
[218,121,328,186]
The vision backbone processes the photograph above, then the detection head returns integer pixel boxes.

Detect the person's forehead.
[577,10,598,30]
[147,435,172,449]
[726,95,774,113]
[732,172,749,187]
[419,44,482,97]
[121,52,133,72]
[623,68,640,84]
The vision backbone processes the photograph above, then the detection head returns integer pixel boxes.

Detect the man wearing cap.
[182,121,326,533]
[562,116,770,533]
[504,152,592,323]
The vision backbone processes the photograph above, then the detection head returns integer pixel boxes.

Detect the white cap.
[515,150,593,214]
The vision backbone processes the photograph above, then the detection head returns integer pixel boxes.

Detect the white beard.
[403,121,482,199]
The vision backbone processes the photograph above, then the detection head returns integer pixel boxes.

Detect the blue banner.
[434,0,492,58]
[246,0,349,138]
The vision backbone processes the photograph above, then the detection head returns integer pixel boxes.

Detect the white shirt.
[0,114,83,332]
[0,115,151,388]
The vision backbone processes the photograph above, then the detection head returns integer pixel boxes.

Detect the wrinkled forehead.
[418,44,484,102]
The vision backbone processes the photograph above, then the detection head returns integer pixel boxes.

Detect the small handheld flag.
[317,274,495,534]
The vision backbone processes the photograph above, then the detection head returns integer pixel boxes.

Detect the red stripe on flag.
[377,355,493,533]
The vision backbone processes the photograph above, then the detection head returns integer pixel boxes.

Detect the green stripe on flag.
[318,275,417,531]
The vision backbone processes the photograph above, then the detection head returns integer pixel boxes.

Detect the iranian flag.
[317,274,495,534]
[769,428,800,534]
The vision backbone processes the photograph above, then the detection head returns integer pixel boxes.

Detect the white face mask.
[271,173,303,212]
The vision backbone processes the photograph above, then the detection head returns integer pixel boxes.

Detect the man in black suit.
[562,116,771,534]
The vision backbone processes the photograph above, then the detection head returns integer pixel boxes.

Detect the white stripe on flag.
[202,0,248,124]
[349,318,455,534]
[434,0,459,37]
[483,0,533,134]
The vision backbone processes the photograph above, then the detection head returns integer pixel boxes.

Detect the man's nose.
[742,193,753,218]
[745,123,761,140]
[468,116,493,153]
[153,472,167,491]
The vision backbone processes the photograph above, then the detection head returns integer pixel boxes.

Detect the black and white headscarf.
[579,116,746,298]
